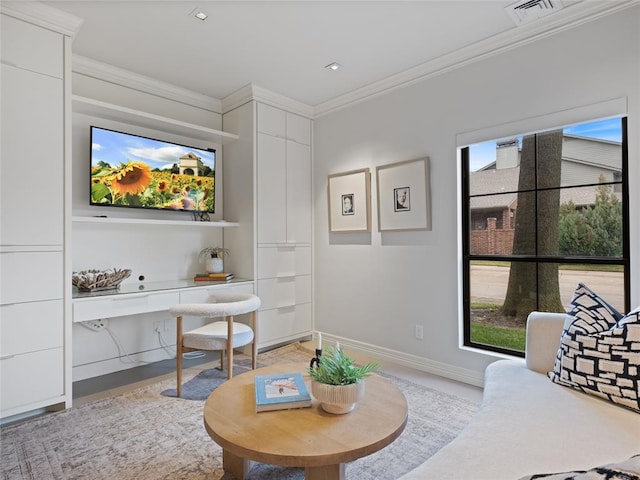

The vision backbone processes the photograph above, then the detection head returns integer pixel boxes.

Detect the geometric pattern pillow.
[517,454,640,479]
[548,284,640,412]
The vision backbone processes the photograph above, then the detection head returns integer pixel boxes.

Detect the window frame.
[461,117,630,357]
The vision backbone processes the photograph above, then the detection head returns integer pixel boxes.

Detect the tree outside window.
[461,117,629,356]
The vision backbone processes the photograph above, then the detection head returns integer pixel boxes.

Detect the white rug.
[1,344,479,480]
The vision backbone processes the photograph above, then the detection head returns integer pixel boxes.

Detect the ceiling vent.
[505,0,565,26]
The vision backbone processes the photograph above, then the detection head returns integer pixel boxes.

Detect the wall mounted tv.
[90,126,216,213]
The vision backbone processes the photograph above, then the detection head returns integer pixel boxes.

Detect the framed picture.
[327,168,371,232]
[376,157,431,231]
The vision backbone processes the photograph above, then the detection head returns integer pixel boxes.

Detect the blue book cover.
[254,372,312,412]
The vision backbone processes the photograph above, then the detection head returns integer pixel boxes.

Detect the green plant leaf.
[307,346,379,385]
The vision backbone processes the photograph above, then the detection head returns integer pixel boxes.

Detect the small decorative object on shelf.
[72,268,132,292]
[199,246,230,274]
[254,372,312,412]
[307,343,379,414]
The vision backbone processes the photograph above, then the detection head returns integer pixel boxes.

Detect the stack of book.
[194,272,234,282]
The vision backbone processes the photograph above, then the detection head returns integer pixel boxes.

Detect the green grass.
[471,323,526,352]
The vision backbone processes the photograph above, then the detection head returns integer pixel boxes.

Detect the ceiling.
[42,1,624,110]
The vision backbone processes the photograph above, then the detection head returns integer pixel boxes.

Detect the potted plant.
[199,246,230,273]
[307,345,379,414]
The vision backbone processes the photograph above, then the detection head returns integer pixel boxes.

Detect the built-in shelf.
[72,95,239,144]
[72,216,239,228]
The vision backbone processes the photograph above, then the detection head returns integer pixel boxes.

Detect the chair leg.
[176,315,184,398]
[227,315,234,380]
[250,310,257,370]
[219,350,224,371]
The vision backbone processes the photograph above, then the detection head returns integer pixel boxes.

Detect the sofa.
[398,311,640,480]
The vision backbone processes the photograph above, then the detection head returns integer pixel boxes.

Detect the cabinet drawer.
[257,303,312,345]
[257,277,295,311]
[0,300,63,356]
[1,347,64,413]
[1,251,63,304]
[73,291,180,322]
[179,283,254,304]
[258,246,294,279]
[0,14,63,78]
[257,246,311,279]
[295,247,311,275]
[295,275,312,305]
[286,112,311,145]
[257,102,285,137]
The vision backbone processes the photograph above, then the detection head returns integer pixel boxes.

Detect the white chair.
[169,293,261,397]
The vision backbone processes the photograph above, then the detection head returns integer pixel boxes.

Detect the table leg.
[305,463,346,480]
[222,449,253,480]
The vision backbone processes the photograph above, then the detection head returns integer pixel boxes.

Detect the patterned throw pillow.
[517,454,640,480]
[548,283,640,412]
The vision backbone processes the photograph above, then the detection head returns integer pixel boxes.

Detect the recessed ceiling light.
[194,11,208,21]
[325,62,342,71]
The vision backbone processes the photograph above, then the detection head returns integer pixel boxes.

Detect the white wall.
[313,8,640,383]
[71,72,228,380]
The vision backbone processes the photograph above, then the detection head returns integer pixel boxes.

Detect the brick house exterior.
[470,134,621,255]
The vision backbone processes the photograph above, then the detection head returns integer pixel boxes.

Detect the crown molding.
[222,83,314,118]
[1,1,83,37]
[72,55,222,114]
[313,0,639,118]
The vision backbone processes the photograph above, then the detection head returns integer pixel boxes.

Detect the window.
[461,117,630,356]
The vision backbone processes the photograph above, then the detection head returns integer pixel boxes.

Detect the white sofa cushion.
[398,359,640,480]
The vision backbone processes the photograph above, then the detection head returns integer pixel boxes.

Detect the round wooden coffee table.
[203,362,408,480]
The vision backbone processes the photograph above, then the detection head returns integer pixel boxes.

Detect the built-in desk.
[72,279,254,322]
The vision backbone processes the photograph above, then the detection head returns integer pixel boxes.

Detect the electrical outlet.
[153,321,163,334]
[83,319,109,331]
[415,325,424,340]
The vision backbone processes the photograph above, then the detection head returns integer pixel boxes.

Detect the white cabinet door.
[286,140,312,244]
[257,133,286,244]
[1,64,63,246]
[257,103,286,137]
[286,112,311,146]
[0,14,63,78]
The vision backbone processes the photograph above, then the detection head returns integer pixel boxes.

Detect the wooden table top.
[203,362,408,468]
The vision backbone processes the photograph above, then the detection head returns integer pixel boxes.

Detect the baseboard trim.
[320,335,485,388]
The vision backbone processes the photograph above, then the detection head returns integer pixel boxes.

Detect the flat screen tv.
[90,126,216,213]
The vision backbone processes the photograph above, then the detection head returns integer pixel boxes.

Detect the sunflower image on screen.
[90,126,216,213]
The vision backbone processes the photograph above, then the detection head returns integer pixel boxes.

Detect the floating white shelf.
[72,216,239,228]
[72,95,239,144]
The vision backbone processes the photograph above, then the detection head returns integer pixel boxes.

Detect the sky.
[468,116,622,171]
[91,127,215,171]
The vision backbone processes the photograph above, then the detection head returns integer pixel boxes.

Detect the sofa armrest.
[525,311,566,374]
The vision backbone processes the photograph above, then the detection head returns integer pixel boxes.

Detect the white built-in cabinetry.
[0,12,74,419]
[223,102,313,348]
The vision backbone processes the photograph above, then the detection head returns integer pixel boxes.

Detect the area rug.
[1,343,479,480]
[160,359,258,401]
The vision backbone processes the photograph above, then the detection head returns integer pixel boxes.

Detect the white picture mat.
[328,169,370,232]
[377,157,430,231]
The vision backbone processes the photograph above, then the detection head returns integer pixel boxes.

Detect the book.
[194,272,234,281]
[254,372,312,412]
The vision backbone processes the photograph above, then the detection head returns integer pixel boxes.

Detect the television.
[90,126,216,213]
